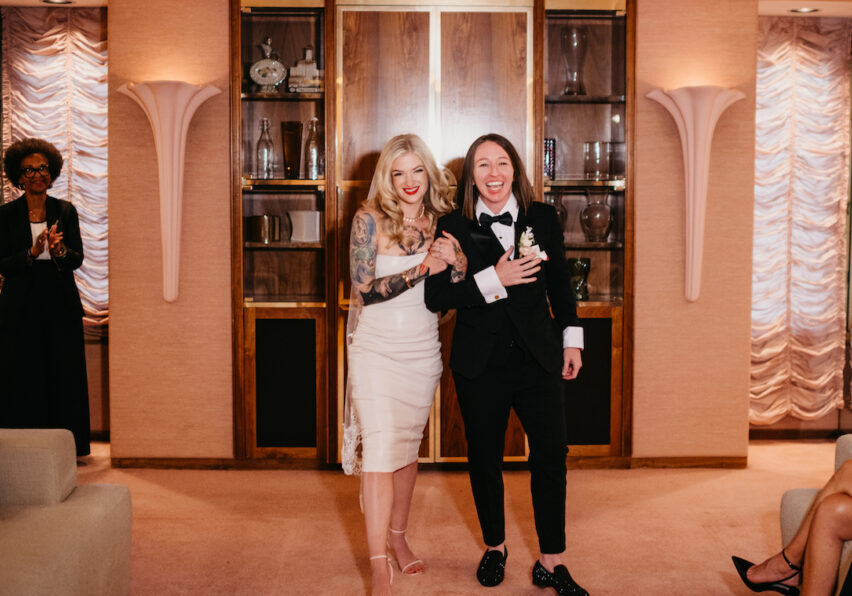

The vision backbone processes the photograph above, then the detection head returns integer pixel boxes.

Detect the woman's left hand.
[47,224,65,256]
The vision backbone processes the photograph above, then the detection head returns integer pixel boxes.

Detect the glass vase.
[567,257,590,301]
[561,26,588,96]
[580,190,612,243]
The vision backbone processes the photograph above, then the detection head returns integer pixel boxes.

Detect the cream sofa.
[780,434,852,596]
[0,429,131,596]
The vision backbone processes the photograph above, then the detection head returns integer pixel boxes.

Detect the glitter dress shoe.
[476,547,507,587]
[532,561,588,595]
[731,554,801,595]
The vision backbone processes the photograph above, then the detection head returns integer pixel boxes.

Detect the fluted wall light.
[646,85,744,302]
[117,80,220,302]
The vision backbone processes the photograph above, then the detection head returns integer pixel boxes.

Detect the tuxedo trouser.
[453,341,568,554]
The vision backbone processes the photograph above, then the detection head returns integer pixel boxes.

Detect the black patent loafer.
[476,547,507,587]
[532,561,589,595]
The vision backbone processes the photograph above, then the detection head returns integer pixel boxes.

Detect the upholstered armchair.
[780,434,852,595]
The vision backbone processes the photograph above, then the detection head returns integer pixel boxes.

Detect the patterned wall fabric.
[1,7,108,331]
[751,17,852,423]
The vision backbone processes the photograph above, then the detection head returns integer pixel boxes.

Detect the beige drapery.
[1,7,108,330]
[750,17,852,424]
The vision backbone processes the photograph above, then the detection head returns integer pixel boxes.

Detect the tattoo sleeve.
[350,211,424,306]
[450,246,468,284]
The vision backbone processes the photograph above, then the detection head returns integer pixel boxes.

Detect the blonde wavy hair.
[364,133,456,246]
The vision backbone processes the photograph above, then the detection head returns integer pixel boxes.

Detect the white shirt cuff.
[563,326,584,350]
[474,266,507,303]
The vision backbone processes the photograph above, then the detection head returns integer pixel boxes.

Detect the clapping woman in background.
[0,138,90,457]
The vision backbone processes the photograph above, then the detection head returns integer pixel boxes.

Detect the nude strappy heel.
[387,527,424,575]
[369,554,393,585]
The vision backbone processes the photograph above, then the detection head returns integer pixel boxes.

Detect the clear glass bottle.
[303,117,324,180]
[256,117,274,179]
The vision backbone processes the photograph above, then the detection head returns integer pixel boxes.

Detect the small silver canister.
[244,214,281,244]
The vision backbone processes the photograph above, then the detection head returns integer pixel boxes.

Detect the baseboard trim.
[110,457,329,470]
[630,456,747,469]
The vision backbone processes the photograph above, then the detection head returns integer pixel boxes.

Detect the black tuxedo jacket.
[0,195,85,324]
[425,202,579,379]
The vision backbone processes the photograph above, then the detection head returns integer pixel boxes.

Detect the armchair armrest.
[0,429,77,506]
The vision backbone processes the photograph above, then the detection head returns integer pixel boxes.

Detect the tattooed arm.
[430,231,468,284]
[449,242,468,284]
[350,209,429,306]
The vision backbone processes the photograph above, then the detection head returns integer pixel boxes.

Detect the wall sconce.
[646,85,744,302]
[117,80,220,302]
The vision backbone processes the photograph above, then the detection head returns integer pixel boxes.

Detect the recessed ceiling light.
[42,0,73,4]
[790,7,819,13]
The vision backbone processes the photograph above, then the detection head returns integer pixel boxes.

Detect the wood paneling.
[340,11,431,180]
[441,11,528,165]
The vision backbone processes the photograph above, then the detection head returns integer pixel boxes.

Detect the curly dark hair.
[3,137,63,188]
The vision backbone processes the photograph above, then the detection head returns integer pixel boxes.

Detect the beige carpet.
[77,440,835,595]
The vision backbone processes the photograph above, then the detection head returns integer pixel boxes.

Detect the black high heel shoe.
[731,550,801,596]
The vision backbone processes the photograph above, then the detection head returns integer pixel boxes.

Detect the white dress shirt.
[472,195,583,350]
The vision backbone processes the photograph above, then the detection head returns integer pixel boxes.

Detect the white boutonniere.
[518,226,548,260]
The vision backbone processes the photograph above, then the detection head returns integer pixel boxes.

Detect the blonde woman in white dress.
[344,134,466,595]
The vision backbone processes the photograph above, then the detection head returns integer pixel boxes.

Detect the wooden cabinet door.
[337,5,533,463]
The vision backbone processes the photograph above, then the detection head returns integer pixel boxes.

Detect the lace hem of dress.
[341,395,362,476]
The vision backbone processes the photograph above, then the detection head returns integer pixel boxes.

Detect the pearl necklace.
[402,204,425,224]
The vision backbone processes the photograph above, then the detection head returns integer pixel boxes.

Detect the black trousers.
[0,262,90,456]
[453,341,568,554]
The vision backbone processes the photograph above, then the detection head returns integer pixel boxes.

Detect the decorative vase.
[280,120,302,179]
[580,190,612,242]
[255,118,275,179]
[567,257,590,301]
[561,26,588,96]
[543,194,567,236]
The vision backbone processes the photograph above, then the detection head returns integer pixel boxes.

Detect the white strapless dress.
[347,253,442,473]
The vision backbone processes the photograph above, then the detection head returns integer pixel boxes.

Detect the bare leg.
[388,461,425,574]
[800,493,852,596]
[363,471,393,595]
[749,461,852,586]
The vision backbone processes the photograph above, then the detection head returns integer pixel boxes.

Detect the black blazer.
[425,202,579,379]
[0,195,85,323]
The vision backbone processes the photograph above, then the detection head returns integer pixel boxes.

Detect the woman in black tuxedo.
[425,134,587,595]
[0,138,90,456]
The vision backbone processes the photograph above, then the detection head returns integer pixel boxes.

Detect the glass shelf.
[564,241,623,251]
[244,241,323,250]
[545,94,625,104]
[546,178,625,190]
[241,91,323,101]
[242,177,326,191]
[577,295,623,307]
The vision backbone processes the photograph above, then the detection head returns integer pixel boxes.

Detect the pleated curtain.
[0,7,108,331]
[751,17,852,424]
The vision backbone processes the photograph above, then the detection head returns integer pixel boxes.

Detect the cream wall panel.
[108,0,233,458]
[633,0,757,458]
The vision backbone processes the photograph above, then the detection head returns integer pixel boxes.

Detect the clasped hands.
[424,231,462,275]
[30,224,66,259]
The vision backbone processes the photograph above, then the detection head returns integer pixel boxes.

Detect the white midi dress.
[347,253,442,473]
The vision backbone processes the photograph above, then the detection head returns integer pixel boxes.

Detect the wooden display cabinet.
[231,1,336,461]
[542,3,632,459]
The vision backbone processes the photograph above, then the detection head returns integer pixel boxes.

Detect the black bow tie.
[479,211,513,227]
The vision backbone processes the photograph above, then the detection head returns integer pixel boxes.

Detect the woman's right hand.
[422,253,448,276]
[30,228,48,258]
[495,247,540,287]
